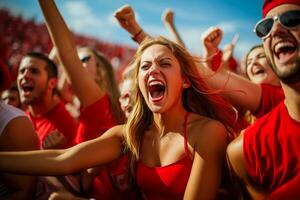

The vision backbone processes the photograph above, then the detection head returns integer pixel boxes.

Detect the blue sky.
[0,0,264,60]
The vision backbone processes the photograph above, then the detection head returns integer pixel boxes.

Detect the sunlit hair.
[79,47,125,124]
[124,36,239,184]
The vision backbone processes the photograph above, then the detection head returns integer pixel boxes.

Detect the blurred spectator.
[1,82,24,109]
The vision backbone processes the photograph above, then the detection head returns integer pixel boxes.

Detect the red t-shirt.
[211,50,238,72]
[27,102,78,149]
[74,95,129,199]
[254,84,284,118]
[243,101,300,199]
[75,94,117,144]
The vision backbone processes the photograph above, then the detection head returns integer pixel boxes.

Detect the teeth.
[274,41,295,54]
[252,65,264,75]
[22,84,33,88]
[148,80,163,86]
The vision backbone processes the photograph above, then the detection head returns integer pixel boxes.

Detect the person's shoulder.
[104,124,126,138]
[227,132,247,179]
[0,101,27,134]
[189,113,226,138]
[0,101,25,117]
[189,113,227,153]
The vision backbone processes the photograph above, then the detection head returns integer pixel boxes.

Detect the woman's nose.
[148,63,160,75]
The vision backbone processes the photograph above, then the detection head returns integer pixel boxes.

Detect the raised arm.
[221,33,239,71]
[197,63,262,113]
[114,4,149,44]
[38,0,104,107]
[0,126,124,176]
[199,27,262,112]
[162,9,185,48]
[201,26,223,68]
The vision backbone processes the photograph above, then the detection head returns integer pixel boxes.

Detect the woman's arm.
[162,9,185,48]
[38,0,104,107]
[184,120,227,199]
[0,125,124,176]
[196,62,262,113]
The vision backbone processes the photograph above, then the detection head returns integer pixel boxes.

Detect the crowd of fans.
[0,0,300,199]
[0,8,136,82]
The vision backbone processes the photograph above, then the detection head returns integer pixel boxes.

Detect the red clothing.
[254,84,284,118]
[27,102,78,149]
[136,113,192,200]
[243,101,300,199]
[75,94,116,144]
[211,50,238,72]
[74,95,128,200]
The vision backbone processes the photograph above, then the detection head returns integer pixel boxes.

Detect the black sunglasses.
[80,55,91,63]
[254,10,300,39]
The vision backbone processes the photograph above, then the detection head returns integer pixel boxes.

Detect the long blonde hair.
[124,36,238,184]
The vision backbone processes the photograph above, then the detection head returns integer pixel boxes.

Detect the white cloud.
[216,21,237,33]
[234,41,255,59]
[135,2,163,14]
[108,10,141,27]
[178,27,207,55]
[143,24,167,37]
[63,1,102,32]
[173,8,211,22]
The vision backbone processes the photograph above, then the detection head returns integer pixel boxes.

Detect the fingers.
[201,26,223,45]
[42,130,66,149]
[48,191,78,200]
[114,4,134,25]
[114,4,142,36]
[201,26,223,58]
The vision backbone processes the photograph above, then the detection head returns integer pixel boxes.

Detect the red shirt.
[243,101,300,199]
[74,95,128,199]
[254,84,284,118]
[27,102,78,149]
[75,94,117,144]
[211,50,238,72]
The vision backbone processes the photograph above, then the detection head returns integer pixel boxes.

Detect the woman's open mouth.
[148,80,166,102]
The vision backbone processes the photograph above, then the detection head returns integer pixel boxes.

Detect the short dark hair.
[24,52,58,79]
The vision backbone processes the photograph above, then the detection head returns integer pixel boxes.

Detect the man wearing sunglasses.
[227,0,300,199]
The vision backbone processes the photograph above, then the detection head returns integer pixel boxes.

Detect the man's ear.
[48,78,57,90]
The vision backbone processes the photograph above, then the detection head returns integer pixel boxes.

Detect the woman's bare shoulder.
[188,113,227,153]
[99,124,126,139]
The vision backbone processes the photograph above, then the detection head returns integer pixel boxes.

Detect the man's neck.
[28,95,60,117]
[282,81,300,122]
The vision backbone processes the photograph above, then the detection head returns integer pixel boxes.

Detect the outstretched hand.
[201,27,223,58]
[114,4,141,36]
